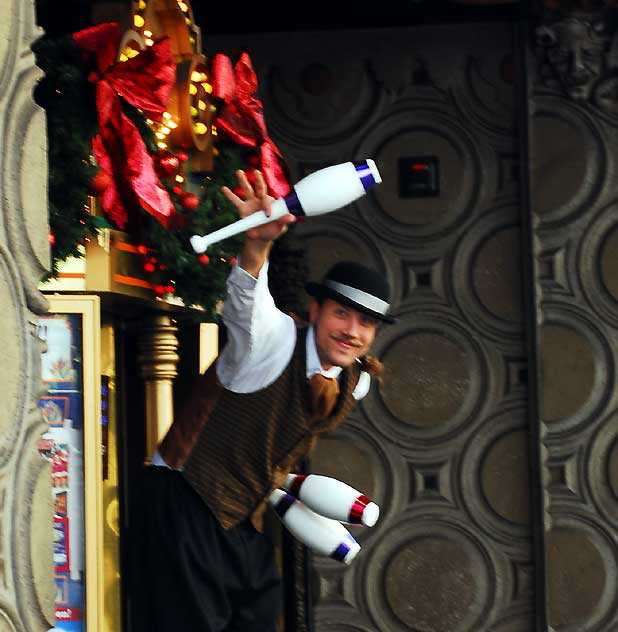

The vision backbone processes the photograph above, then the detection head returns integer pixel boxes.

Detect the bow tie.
[308,373,340,418]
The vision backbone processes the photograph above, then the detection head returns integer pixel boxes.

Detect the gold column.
[100,320,121,632]
[137,314,180,461]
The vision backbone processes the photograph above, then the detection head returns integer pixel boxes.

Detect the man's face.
[309,298,378,369]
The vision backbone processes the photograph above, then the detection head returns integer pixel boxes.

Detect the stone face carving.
[534,8,618,111]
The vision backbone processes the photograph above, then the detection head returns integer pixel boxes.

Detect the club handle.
[190,198,289,253]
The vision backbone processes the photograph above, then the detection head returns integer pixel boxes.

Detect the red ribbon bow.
[73,22,176,229]
[212,52,290,199]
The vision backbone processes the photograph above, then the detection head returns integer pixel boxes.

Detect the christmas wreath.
[32,23,290,320]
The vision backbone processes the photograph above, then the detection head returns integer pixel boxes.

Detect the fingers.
[253,170,267,200]
[221,185,245,211]
[236,169,255,200]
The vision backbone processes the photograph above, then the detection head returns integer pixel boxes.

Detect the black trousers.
[128,466,282,632]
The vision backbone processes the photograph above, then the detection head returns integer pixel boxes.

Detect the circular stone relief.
[451,208,524,347]
[459,405,531,550]
[385,536,478,630]
[481,429,530,526]
[547,525,609,628]
[0,251,22,465]
[381,331,470,426]
[264,58,380,145]
[600,223,618,304]
[579,202,618,329]
[472,226,522,324]
[363,511,500,632]
[364,309,492,450]
[540,316,611,434]
[586,410,618,525]
[530,101,606,228]
[354,108,484,251]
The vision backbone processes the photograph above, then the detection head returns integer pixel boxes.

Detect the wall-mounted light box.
[398,156,439,198]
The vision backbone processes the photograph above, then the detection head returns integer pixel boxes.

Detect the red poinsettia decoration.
[73,22,176,228]
[212,51,290,199]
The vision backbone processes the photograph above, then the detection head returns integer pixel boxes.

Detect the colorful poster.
[38,313,86,632]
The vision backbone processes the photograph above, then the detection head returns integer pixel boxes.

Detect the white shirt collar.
[306,325,342,380]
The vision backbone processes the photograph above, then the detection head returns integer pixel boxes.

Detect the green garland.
[33,31,247,320]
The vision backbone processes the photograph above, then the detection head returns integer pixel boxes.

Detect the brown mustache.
[332,336,362,348]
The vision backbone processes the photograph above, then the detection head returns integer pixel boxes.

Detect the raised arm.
[221,169,295,277]
[217,170,297,392]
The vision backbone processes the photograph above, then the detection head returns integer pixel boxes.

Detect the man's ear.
[309,299,320,324]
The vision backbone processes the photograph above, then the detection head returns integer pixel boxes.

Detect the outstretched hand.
[221,169,295,242]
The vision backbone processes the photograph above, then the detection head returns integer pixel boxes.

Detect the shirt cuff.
[231,258,269,286]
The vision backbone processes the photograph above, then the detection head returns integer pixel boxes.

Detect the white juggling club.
[190,159,381,253]
[268,488,361,565]
[283,473,380,527]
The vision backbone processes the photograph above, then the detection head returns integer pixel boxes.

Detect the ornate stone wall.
[530,5,618,630]
[0,1,54,631]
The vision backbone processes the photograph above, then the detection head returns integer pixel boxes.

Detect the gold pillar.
[137,314,180,461]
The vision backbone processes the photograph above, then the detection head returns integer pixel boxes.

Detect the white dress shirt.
[151,260,369,467]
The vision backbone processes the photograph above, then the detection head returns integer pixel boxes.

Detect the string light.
[175,174,185,183]
[163,112,172,120]
[157,141,167,149]
[194,122,207,135]
[189,84,197,95]
[198,100,206,110]
[145,38,154,47]
[134,14,145,28]
[143,30,152,37]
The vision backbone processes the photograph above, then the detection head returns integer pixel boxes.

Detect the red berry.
[48,233,56,245]
[198,254,210,265]
[143,262,156,273]
[181,192,200,210]
[178,151,189,162]
[229,256,237,266]
[165,285,175,294]
[154,150,180,178]
[154,285,166,295]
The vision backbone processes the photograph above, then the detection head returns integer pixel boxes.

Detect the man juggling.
[130,166,394,632]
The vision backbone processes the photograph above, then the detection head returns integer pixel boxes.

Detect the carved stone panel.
[0,1,53,631]
[531,5,618,630]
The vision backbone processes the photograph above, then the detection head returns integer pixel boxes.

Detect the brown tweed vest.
[160,328,361,530]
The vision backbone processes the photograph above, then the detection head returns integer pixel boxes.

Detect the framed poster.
[38,296,103,631]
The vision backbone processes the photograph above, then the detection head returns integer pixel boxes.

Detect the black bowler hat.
[306,262,395,324]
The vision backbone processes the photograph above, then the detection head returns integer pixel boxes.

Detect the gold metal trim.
[47,295,104,631]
